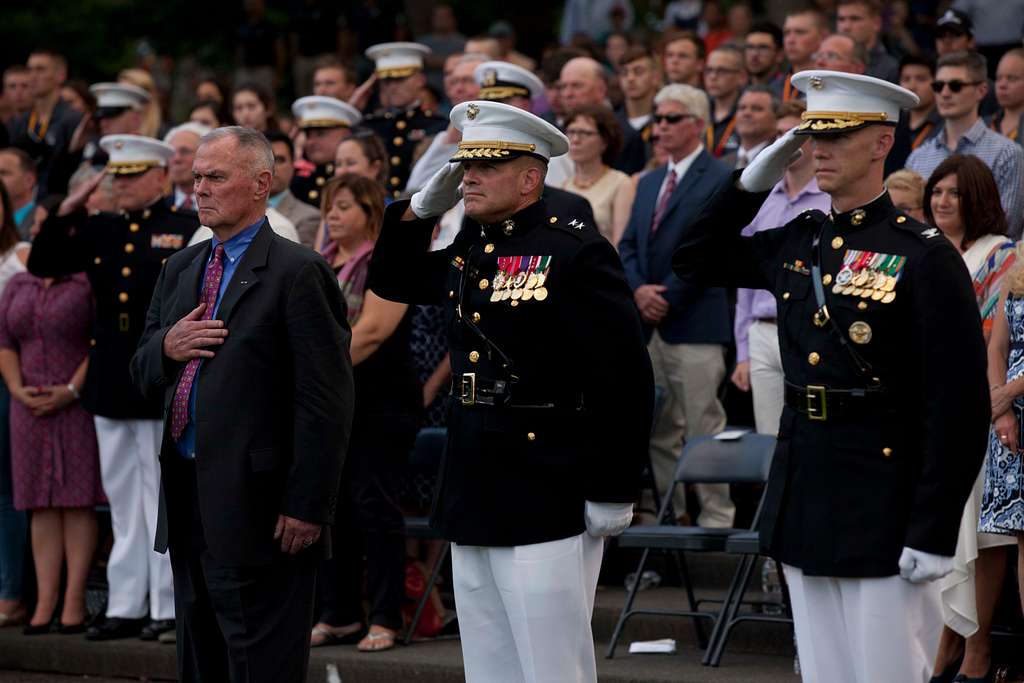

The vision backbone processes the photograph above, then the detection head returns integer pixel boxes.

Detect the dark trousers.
[318,439,406,631]
[167,459,317,683]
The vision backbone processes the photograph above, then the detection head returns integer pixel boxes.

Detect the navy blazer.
[618,149,732,345]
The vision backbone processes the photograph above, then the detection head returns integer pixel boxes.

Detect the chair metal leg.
[605,547,651,659]
[701,552,753,666]
[403,541,451,646]
[674,550,708,650]
[708,553,758,667]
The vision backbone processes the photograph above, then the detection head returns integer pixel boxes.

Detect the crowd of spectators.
[0,0,1023,675]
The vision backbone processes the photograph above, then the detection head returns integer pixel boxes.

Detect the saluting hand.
[57,169,106,217]
[274,515,322,554]
[162,303,228,362]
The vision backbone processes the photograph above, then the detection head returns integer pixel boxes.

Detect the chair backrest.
[674,432,776,486]
[409,427,447,469]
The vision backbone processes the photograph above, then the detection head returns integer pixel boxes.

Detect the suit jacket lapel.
[173,245,209,321]
[215,220,270,325]
[639,165,668,254]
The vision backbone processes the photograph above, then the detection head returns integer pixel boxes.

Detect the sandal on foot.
[311,624,366,648]
[357,628,397,652]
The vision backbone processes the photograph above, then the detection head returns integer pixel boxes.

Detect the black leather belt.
[783,381,887,422]
[453,372,580,410]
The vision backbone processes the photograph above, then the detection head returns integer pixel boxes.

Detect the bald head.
[560,57,607,110]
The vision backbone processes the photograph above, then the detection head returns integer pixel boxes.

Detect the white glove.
[737,126,806,193]
[585,501,634,538]
[898,547,954,584]
[410,162,464,219]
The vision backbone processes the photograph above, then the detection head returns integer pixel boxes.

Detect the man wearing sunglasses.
[674,69,989,683]
[906,51,1024,239]
[619,84,735,529]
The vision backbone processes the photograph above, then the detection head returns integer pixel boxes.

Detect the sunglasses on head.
[931,79,981,93]
[653,113,693,124]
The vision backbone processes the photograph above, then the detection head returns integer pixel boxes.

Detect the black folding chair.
[605,431,777,660]
[402,427,450,645]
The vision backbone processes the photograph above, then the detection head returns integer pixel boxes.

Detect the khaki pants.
[647,333,734,527]
[748,321,785,436]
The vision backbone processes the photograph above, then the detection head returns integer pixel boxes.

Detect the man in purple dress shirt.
[731,100,830,436]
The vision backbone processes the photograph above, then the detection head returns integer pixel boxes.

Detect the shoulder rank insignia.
[490,255,552,304]
[151,233,185,250]
[568,219,584,230]
[832,249,905,304]
[921,227,940,239]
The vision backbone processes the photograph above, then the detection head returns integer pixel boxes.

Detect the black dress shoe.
[85,616,146,641]
[22,621,53,636]
[139,619,175,641]
[952,667,995,683]
[930,653,965,683]
[57,622,87,635]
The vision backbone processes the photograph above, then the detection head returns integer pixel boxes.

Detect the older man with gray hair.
[131,126,353,683]
[618,84,736,528]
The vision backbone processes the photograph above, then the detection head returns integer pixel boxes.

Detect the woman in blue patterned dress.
[981,254,1024,622]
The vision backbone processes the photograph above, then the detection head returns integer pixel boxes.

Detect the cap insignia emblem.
[467,103,479,120]
[115,141,125,150]
[810,76,824,90]
[483,70,497,87]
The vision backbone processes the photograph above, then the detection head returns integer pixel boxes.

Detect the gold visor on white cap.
[365,42,430,80]
[792,70,919,135]
[291,96,362,129]
[474,61,544,101]
[100,134,173,175]
[449,100,568,162]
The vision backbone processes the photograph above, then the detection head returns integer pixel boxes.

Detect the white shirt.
[173,187,196,211]
[736,140,769,169]
[187,207,301,247]
[657,143,704,204]
[628,113,651,130]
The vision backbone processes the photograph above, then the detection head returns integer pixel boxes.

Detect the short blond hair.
[885,169,925,199]
[654,83,710,125]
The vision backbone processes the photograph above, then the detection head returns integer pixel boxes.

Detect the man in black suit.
[130,127,353,683]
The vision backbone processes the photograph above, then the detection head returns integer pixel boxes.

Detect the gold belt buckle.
[460,373,476,406]
[806,385,827,421]
[119,312,130,332]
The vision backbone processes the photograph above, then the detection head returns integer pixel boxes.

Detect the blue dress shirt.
[176,218,264,458]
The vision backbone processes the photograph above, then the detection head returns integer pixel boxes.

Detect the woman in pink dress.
[0,269,104,634]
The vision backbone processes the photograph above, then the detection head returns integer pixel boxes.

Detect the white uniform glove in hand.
[737,126,806,193]
[410,162,464,219]
[585,501,634,537]
[898,547,954,583]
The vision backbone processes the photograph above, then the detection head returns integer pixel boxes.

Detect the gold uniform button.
[89,339,96,347]
[396,120,407,130]
[448,290,455,299]
[118,292,129,303]
[549,216,558,224]
[478,278,489,290]
[308,190,319,200]
[527,432,536,441]
[142,209,151,219]
[858,301,868,310]
[124,243,135,253]
[896,216,907,224]
[484,243,495,254]
[822,274,833,286]
[129,222,140,232]
[808,352,821,365]
[121,267,131,277]
[393,136,404,147]
[510,300,519,307]
[468,350,480,363]
[390,176,401,187]
[471,312,481,323]
[325,163,334,174]
[831,236,844,249]
[882,447,893,457]
[316,176,326,186]
[782,292,790,300]
[93,257,102,265]
[391,156,401,166]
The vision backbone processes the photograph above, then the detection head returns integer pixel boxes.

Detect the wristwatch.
[67,383,79,400]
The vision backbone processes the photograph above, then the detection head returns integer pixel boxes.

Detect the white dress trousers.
[452,532,604,683]
[783,564,942,683]
[94,417,174,620]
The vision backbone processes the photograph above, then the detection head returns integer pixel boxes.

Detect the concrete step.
[0,628,799,683]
